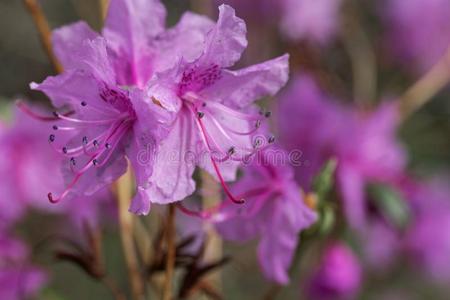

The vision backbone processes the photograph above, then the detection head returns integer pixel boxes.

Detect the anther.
[82,136,88,144]
[81,101,87,106]
[264,111,272,118]
[253,139,262,148]
[70,157,76,166]
[52,125,58,130]
[105,143,111,149]
[202,102,207,107]
[49,134,55,143]
[255,120,261,128]
[52,111,59,117]
[93,159,98,166]
[93,140,99,147]
[47,192,56,203]
[197,111,205,119]
[62,147,68,154]
[227,147,236,155]
[268,136,275,144]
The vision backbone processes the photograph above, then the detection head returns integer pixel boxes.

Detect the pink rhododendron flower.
[146,5,289,205]
[305,242,362,300]
[381,0,450,73]
[278,74,406,228]
[28,0,217,214]
[214,148,316,284]
[0,235,47,300]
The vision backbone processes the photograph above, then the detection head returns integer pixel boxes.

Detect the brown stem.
[399,46,450,121]
[102,276,127,300]
[340,1,377,106]
[23,0,63,73]
[199,171,222,290]
[116,168,145,300]
[162,204,176,300]
[99,0,110,21]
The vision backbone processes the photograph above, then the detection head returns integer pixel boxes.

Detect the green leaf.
[369,184,410,229]
[312,158,338,203]
[319,205,336,235]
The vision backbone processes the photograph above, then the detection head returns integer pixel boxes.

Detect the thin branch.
[162,204,176,300]
[23,0,63,73]
[341,0,377,106]
[116,168,145,300]
[399,46,450,121]
[200,171,223,290]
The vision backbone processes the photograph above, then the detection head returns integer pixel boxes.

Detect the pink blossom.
[215,148,316,284]
[145,5,289,205]
[0,235,47,300]
[278,74,406,228]
[305,242,362,300]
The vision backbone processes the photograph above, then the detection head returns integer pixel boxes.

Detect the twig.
[163,204,176,300]
[116,168,145,300]
[399,46,450,121]
[200,171,223,290]
[23,0,63,73]
[341,0,377,106]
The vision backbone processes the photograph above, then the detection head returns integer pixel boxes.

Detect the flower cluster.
[1,0,450,298]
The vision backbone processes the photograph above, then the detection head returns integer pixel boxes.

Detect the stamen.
[90,122,131,168]
[62,147,68,154]
[53,112,127,125]
[82,136,88,145]
[47,152,104,203]
[191,105,244,205]
[53,125,58,130]
[16,101,74,122]
[81,101,87,106]
[268,136,275,144]
[197,111,205,119]
[49,134,55,143]
[176,185,272,220]
[264,111,272,118]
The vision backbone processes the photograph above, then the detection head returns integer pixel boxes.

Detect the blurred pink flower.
[215,148,317,284]
[218,0,342,44]
[0,235,47,300]
[0,105,115,229]
[402,179,450,282]
[278,74,406,228]
[146,5,289,205]
[305,242,362,300]
[279,0,343,44]
[0,106,65,229]
[382,0,450,73]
